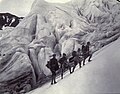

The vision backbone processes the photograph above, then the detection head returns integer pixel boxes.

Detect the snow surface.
[27,38,120,94]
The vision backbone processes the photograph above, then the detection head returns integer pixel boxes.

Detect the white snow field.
[27,38,120,94]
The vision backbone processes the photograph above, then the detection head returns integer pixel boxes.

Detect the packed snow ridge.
[0,0,120,93]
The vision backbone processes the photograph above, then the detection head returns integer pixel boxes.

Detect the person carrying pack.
[85,42,92,62]
[77,48,83,68]
[69,51,79,73]
[82,42,92,65]
[48,54,59,85]
[59,53,68,79]
[82,43,87,66]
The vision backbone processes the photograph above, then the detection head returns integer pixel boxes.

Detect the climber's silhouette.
[82,42,92,65]
[69,51,80,73]
[49,54,59,85]
[59,53,68,79]
[77,48,83,68]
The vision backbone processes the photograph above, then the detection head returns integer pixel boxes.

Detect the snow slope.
[28,38,120,94]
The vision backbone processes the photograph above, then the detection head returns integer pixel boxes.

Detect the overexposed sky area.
[0,0,72,16]
[45,0,71,3]
[0,0,35,16]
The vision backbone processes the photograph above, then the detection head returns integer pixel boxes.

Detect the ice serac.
[0,52,36,93]
[0,0,120,93]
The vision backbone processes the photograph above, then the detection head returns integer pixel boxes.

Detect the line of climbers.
[46,42,92,85]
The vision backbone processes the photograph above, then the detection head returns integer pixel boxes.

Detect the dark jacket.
[82,45,86,54]
[59,57,68,68]
[59,57,67,65]
[69,57,76,67]
[85,45,89,52]
[49,58,59,71]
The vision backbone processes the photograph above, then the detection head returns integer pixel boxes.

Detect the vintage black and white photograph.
[0,0,120,94]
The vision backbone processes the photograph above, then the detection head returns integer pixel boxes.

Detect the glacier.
[0,0,120,93]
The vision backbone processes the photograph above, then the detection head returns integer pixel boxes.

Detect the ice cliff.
[0,0,120,93]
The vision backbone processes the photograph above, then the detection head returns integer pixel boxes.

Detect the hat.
[87,42,90,45]
[63,53,66,56]
[78,48,80,51]
[52,54,56,57]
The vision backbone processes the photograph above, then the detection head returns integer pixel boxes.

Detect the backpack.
[69,57,75,67]
[46,61,50,69]
[59,58,64,64]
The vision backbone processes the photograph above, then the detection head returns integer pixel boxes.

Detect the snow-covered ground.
[27,38,120,94]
